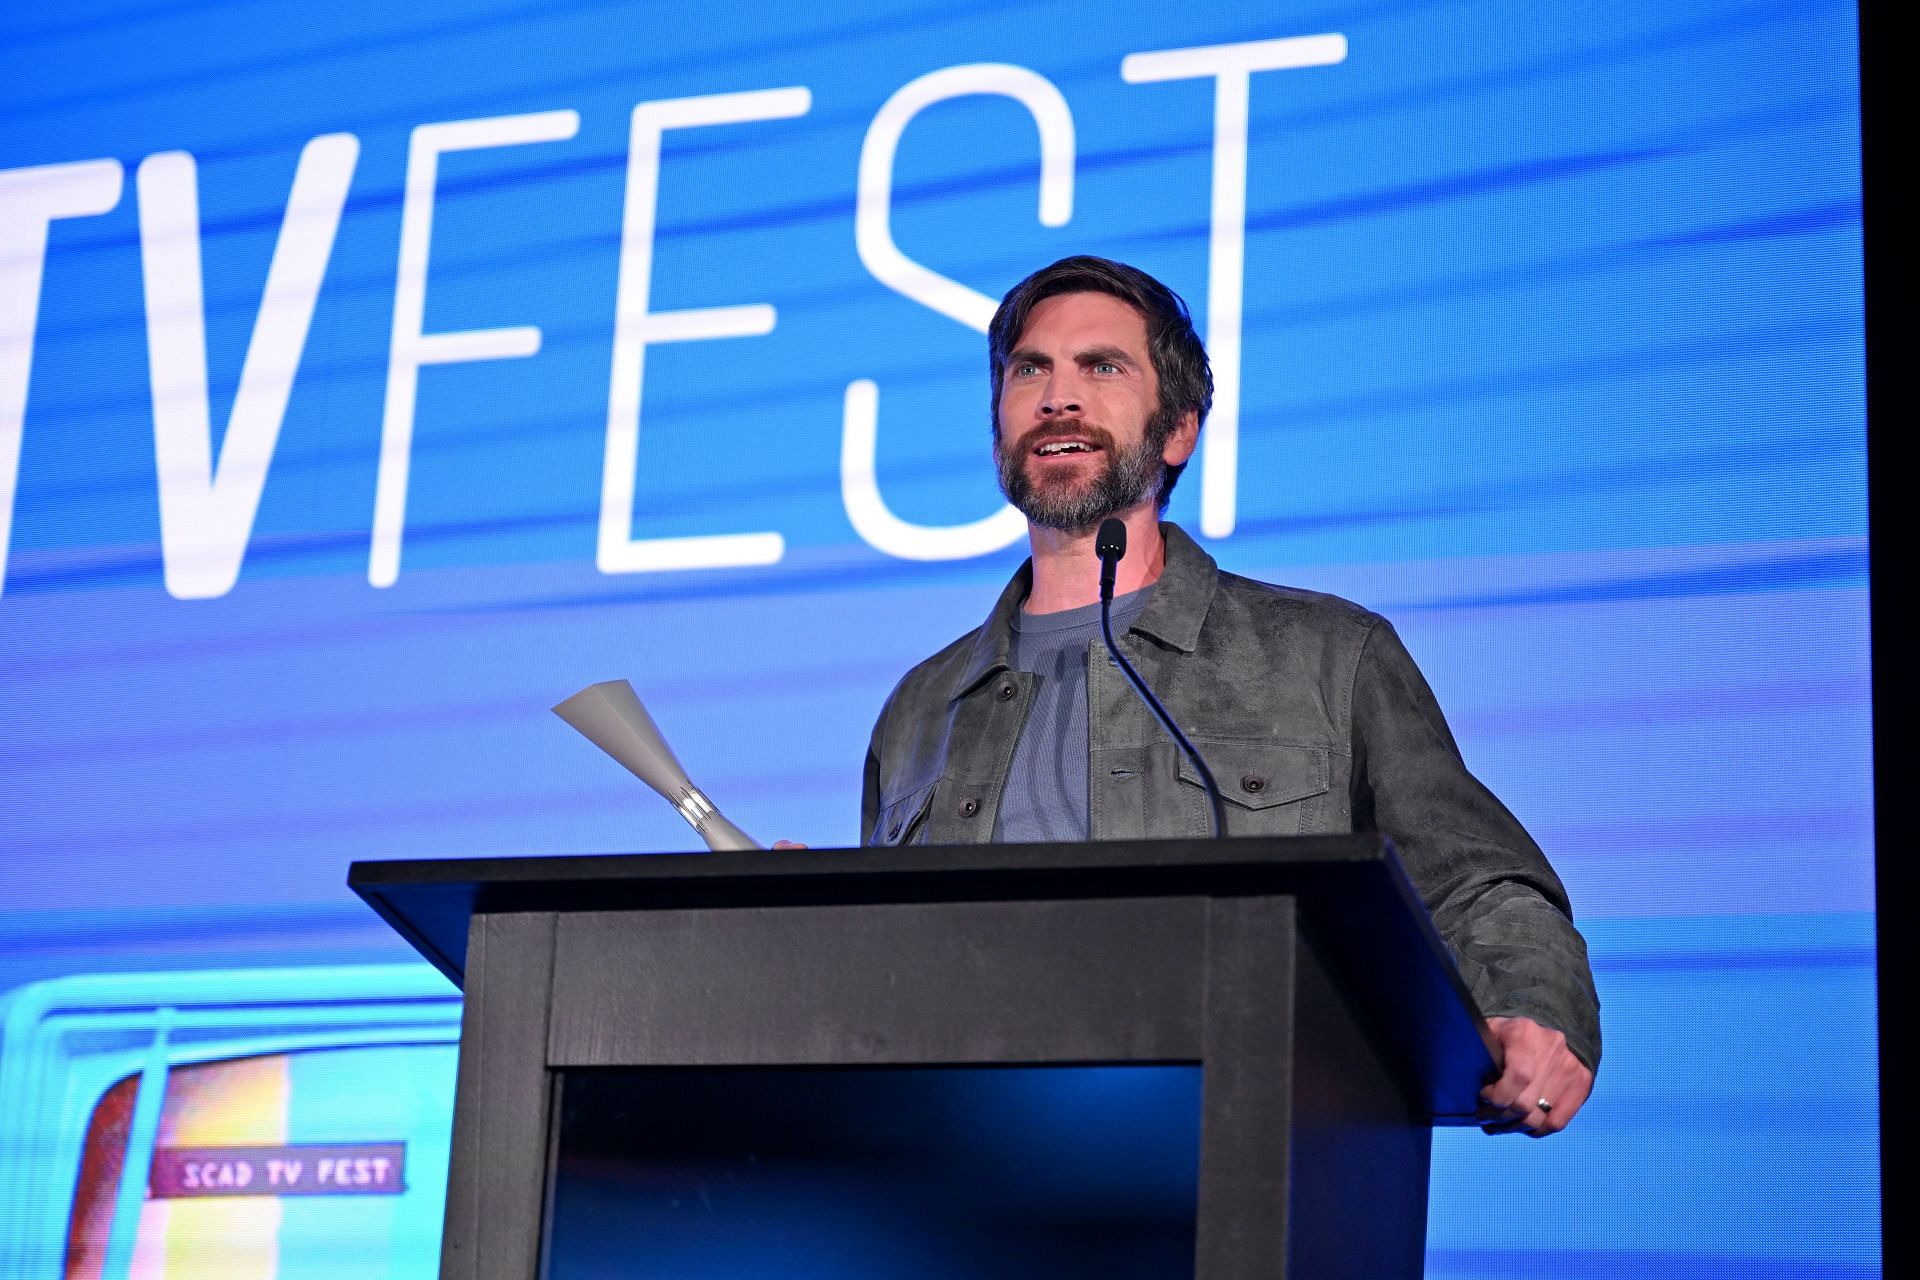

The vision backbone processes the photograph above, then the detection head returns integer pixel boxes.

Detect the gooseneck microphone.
[1095,518,1227,838]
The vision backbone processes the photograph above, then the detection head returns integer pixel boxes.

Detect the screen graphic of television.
[0,966,459,1280]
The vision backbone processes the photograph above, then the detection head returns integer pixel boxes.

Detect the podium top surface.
[352,834,1435,982]
[349,835,1497,1121]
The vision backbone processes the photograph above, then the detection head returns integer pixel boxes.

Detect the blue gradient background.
[0,0,1875,1275]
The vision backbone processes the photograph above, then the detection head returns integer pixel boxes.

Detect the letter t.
[1122,33,1347,538]
[0,158,123,598]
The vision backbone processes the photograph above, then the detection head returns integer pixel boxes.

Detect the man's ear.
[1163,410,1201,466]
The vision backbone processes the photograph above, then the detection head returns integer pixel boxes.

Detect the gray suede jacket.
[861,522,1601,1071]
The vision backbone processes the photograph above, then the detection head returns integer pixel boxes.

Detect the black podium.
[349,835,1495,1280]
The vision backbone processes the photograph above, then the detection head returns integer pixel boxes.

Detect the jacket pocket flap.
[1179,742,1329,810]
[871,778,938,845]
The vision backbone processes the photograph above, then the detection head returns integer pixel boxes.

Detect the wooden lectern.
[349,836,1494,1280]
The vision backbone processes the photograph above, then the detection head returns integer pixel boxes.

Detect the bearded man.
[858,255,1599,1136]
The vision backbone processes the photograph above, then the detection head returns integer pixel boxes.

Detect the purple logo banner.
[148,1143,406,1197]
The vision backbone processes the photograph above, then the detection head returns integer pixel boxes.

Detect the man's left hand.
[1478,1016,1592,1137]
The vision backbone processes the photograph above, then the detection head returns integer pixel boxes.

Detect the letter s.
[842,65,1073,561]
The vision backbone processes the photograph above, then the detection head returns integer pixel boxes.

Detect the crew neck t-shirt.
[992,586,1153,843]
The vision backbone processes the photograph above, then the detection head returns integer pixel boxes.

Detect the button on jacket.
[862,522,1601,1070]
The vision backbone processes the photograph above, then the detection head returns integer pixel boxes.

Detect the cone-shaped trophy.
[552,679,760,851]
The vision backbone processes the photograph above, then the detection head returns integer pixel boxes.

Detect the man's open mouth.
[1033,439,1101,456]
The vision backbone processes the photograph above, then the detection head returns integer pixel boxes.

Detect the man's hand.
[772,840,808,849]
[1478,1016,1592,1137]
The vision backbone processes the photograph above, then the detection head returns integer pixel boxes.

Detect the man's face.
[994,291,1196,532]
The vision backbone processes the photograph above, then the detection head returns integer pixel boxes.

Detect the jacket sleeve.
[1349,618,1602,1072]
[860,732,882,847]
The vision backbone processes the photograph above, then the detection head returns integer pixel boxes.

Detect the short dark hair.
[988,255,1212,509]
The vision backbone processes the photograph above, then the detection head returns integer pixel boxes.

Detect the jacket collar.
[1133,522,1217,654]
[947,521,1218,702]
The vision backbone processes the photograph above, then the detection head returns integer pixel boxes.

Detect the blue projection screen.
[0,0,1874,1276]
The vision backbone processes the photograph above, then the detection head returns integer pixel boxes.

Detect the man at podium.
[858,255,1600,1139]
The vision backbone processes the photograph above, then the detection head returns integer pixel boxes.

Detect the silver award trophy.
[552,679,760,851]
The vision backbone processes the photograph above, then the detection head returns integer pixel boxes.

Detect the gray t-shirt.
[992,586,1153,843]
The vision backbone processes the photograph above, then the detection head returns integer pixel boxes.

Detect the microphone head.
[1096,517,1128,563]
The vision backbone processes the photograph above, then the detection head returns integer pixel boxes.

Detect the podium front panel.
[380,841,1477,1280]
[544,1064,1206,1279]
[548,897,1206,1066]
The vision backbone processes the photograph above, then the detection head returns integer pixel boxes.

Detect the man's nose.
[1039,376,1082,416]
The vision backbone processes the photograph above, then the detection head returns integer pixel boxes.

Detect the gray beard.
[995,410,1173,532]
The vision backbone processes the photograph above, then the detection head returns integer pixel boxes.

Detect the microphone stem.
[1099,592,1227,839]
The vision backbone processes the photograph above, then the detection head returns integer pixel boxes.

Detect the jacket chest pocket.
[1177,742,1331,835]
[870,778,938,846]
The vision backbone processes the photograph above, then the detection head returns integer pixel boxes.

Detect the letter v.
[137,134,357,599]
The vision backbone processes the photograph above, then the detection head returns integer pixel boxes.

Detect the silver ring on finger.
[1536,1097,1553,1114]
